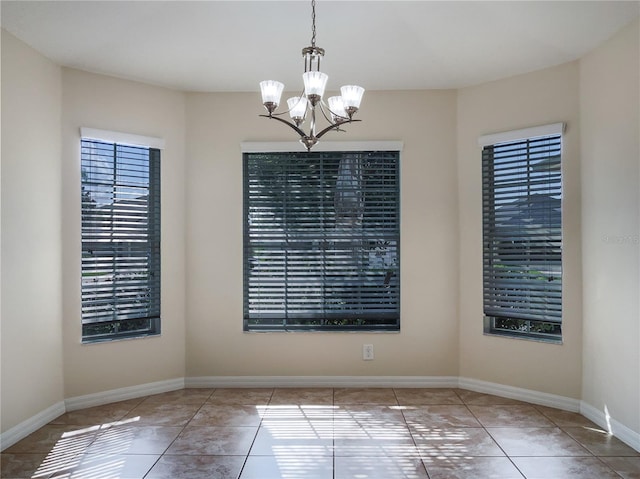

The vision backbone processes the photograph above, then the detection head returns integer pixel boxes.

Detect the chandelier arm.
[265,90,308,118]
[315,119,361,140]
[317,102,336,125]
[319,99,351,125]
[310,106,317,138]
[268,110,294,118]
[259,114,308,138]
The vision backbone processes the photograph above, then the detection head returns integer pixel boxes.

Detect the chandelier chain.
[311,0,317,47]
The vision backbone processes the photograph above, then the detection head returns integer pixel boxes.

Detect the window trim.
[241,140,403,153]
[478,123,565,147]
[480,123,564,343]
[81,127,165,150]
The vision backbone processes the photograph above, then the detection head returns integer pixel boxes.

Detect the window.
[243,149,400,331]
[481,124,563,341]
[81,133,161,342]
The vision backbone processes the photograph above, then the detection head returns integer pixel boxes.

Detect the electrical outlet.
[363,344,374,360]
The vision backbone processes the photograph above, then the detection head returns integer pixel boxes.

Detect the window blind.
[81,139,161,340]
[243,150,400,331]
[482,134,562,339]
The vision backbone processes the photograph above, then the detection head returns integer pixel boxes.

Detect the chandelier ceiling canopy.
[259,0,364,151]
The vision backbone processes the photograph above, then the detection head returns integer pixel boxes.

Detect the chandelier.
[259,0,364,151]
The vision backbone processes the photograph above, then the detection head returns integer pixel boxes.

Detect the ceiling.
[1,1,638,92]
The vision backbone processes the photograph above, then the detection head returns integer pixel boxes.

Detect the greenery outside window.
[481,124,563,342]
[243,147,400,331]
[80,130,161,342]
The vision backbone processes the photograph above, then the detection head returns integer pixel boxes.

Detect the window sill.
[244,327,400,334]
[483,330,563,345]
[82,331,160,345]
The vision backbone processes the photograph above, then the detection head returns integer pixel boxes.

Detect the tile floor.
[1,388,639,478]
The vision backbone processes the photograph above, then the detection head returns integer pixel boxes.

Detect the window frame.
[241,141,402,333]
[479,124,564,343]
[80,128,163,343]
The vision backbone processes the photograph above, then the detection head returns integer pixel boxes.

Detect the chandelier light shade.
[259,0,364,151]
[287,97,308,124]
[302,71,329,103]
[259,80,284,113]
[340,85,365,113]
[327,96,347,122]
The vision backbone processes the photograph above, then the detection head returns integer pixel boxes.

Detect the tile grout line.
[332,388,335,479]
[480,404,629,479]
[593,456,627,479]
[455,389,528,479]
[4,387,637,479]
[392,388,432,478]
[143,387,218,478]
[533,406,627,469]
[236,387,275,479]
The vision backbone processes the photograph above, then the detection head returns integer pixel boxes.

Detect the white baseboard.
[0,401,66,451]
[4,376,638,455]
[185,375,459,389]
[65,377,185,411]
[458,377,581,412]
[580,401,640,452]
[1,378,184,451]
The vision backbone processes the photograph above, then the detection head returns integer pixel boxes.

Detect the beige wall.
[60,69,187,397]
[1,30,65,431]
[1,16,638,444]
[185,90,460,377]
[580,19,640,434]
[456,61,583,399]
